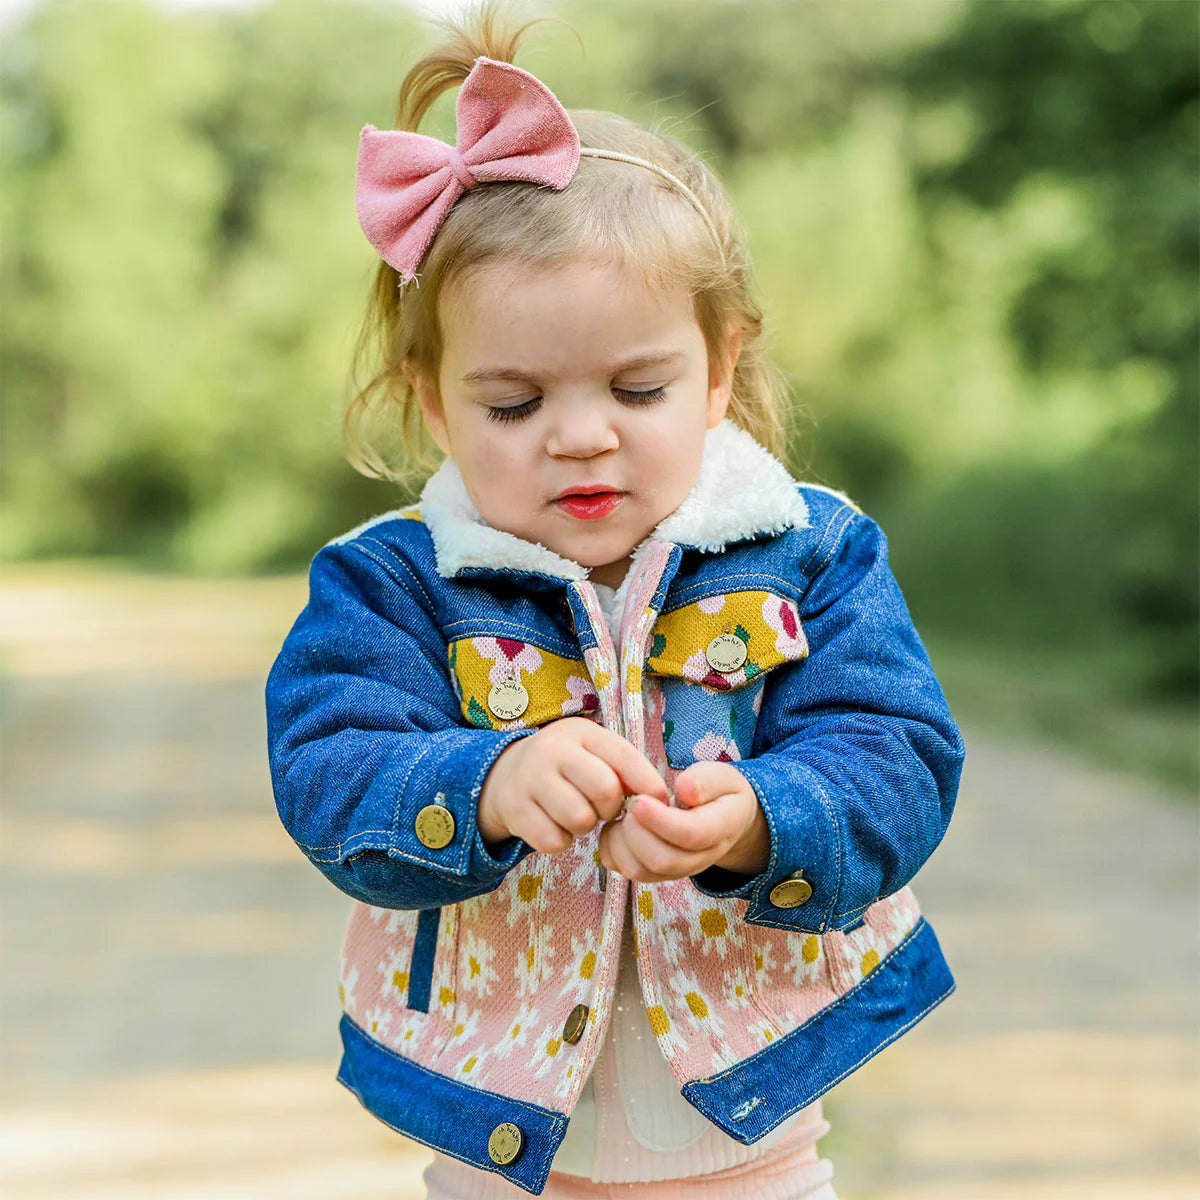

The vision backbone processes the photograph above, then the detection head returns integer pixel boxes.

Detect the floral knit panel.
[612,553,767,1078]
[448,637,599,731]
[339,901,460,1062]
[617,541,679,763]
[436,837,613,1108]
[632,589,853,1077]
[819,886,923,997]
[737,888,923,1042]
[336,559,669,1115]
[337,839,614,1113]
[436,578,634,1111]
[634,686,823,1080]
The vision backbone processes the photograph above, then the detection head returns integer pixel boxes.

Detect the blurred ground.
[1,565,1197,1199]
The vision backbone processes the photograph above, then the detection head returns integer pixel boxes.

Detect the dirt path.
[1,569,1196,1198]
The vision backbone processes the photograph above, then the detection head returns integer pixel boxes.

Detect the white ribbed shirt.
[549,582,824,1183]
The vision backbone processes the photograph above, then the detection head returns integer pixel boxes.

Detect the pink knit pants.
[421,1129,838,1199]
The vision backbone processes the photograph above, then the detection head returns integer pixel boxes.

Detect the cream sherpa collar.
[417,419,810,582]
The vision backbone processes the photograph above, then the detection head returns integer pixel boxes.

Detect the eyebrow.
[460,350,685,385]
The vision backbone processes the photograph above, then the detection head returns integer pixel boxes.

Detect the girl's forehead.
[439,257,701,377]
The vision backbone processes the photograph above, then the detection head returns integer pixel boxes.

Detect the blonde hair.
[343,2,788,482]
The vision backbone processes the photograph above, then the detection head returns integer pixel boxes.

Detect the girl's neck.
[588,555,632,590]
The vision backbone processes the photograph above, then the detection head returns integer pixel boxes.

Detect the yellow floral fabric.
[448,636,599,732]
[644,590,808,692]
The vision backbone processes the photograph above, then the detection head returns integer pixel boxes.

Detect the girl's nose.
[545,396,620,460]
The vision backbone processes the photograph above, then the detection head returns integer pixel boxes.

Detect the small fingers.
[627,794,730,853]
[557,751,626,824]
[513,805,576,855]
[602,821,678,883]
[598,821,645,880]
[536,777,601,838]
[603,804,713,882]
[583,726,669,803]
[675,761,745,808]
[622,806,708,877]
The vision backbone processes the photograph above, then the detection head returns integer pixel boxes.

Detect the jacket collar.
[419,418,809,582]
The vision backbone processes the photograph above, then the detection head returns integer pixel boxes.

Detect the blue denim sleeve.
[691,507,966,934]
[265,537,536,910]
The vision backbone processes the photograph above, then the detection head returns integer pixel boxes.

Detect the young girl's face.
[418,257,739,589]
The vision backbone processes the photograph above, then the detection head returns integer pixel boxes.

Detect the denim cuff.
[692,755,840,934]
[364,725,537,884]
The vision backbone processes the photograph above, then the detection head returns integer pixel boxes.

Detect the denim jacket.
[265,420,965,1195]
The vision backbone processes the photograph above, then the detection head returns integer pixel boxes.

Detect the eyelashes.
[487,398,541,425]
[485,386,668,425]
[614,385,668,408]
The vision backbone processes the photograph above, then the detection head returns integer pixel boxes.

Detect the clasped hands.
[477,717,769,882]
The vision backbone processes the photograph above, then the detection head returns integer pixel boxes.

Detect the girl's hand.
[597,761,769,883]
[478,717,669,854]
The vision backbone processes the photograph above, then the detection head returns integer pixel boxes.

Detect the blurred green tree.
[886,0,1198,698]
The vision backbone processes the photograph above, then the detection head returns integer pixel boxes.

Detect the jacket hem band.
[336,1011,568,1195]
[681,916,954,1143]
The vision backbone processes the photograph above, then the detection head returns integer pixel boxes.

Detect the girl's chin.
[541,525,643,567]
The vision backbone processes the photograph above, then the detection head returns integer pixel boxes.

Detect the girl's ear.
[706,328,743,429]
[411,363,452,456]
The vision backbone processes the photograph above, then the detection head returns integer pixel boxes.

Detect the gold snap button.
[768,872,813,908]
[705,632,748,674]
[414,803,455,850]
[562,1003,589,1045]
[488,678,530,721]
[487,1121,524,1165]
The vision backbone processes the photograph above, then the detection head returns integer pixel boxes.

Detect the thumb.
[674,761,741,808]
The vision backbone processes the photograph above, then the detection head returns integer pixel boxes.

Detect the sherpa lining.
[420,455,589,581]
[417,419,811,582]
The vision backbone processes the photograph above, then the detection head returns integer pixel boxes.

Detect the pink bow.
[356,57,581,280]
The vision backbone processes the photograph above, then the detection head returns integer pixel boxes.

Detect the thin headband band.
[577,147,725,260]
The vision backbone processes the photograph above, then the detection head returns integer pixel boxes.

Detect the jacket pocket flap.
[448,636,599,731]
[644,590,808,692]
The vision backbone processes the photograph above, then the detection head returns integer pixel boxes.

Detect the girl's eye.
[486,398,542,424]
[613,385,667,406]
[484,386,666,423]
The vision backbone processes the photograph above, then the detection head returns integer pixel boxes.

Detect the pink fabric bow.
[356,57,581,280]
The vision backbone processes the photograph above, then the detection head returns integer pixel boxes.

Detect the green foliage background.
[2,0,1196,765]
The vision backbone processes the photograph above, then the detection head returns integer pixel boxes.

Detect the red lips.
[554,486,625,520]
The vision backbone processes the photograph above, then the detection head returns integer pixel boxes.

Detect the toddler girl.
[266,10,965,1199]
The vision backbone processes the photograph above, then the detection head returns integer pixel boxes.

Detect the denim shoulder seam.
[352,538,439,616]
[800,504,859,581]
